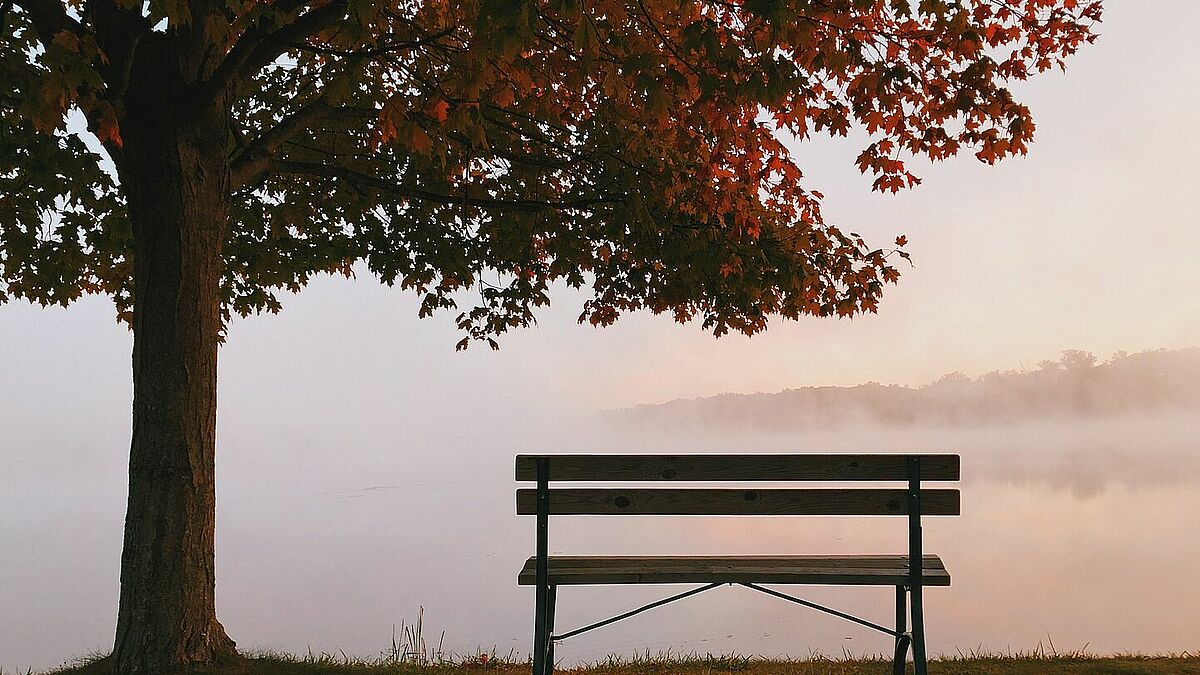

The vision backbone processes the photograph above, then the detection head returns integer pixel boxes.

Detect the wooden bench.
[516,454,960,675]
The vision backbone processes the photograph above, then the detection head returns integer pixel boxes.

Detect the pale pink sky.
[2,1,1197,414]
[551,0,1200,404]
[459,0,1200,405]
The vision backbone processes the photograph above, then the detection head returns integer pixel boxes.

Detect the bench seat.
[518,554,950,587]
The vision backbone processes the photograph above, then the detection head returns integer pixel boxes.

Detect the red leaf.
[426,98,449,123]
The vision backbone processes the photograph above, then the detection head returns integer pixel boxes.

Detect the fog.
[2,287,1198,672]
[621,348,1200,434]
[5,1,1200,670]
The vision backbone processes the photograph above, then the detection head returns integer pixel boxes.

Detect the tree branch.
[274,24,459,60]
[230,98,360,189]
[272,160,622,213]
[85,0,150,100]
[1,0,16,34]
[12,0,81,44]
[200,0,347,100]
[237,0,348,75]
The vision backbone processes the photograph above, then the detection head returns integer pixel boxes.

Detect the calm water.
[3,412,1199,672]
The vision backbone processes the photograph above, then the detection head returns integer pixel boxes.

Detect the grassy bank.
[37,652,1200,675]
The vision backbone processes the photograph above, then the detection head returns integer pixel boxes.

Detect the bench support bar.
[738,582,900,637]
[551,582,723,642]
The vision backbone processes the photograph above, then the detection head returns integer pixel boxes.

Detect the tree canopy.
[1,0,1100,345]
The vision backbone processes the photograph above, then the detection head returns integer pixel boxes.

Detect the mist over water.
[4,345,1198,673]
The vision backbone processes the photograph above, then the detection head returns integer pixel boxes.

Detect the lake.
[3,407,1198,673]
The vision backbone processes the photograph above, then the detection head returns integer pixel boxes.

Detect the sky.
[4,1,1200,671]
[3,1,1199,410]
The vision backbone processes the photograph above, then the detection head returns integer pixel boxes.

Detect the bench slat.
[517,555,951,586]
[525,554,947,569]
[516,488,960,516]
[515,454,959,482]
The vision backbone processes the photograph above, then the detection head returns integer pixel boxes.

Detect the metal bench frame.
[519,454,958,675]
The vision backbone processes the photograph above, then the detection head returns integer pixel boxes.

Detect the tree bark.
[110,34,237,675]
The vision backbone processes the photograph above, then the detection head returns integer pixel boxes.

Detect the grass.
[19,614,1200,674]
[29,650,1200,675]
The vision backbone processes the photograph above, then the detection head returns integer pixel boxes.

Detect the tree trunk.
[111,35,236,675]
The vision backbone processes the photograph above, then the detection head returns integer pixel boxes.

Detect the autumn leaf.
[409,126,433,154]
[91,102,123,148]
[425,98,449,123]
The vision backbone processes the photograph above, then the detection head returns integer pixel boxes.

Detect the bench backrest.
[516,454,960,517]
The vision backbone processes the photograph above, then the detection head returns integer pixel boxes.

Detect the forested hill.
[619,348,1200,431]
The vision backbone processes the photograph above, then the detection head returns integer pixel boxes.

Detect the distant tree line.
[624,348,1200,431]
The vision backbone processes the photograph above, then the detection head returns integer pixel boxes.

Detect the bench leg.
[893,633,912,675]
[911,584,927,675]
[533,458,551,675]
[544,585,557,675]
[905,458,929,675]
[533,583,556,675]
[532,593,543,674]
[892,585,908,675]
